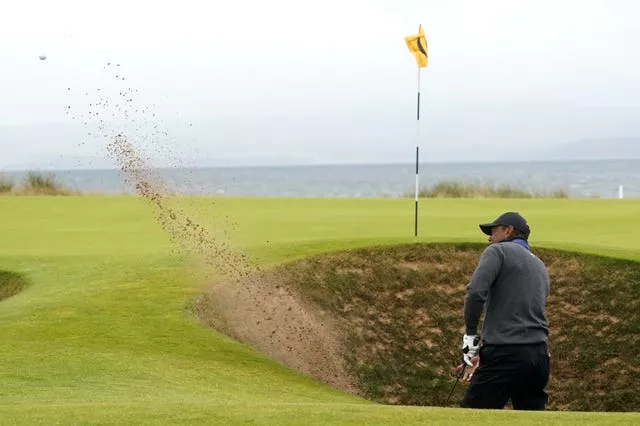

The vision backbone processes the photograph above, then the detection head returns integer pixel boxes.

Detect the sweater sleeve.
[464,244,504,335]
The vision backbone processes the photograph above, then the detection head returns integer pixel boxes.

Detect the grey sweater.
[464,241,550,345]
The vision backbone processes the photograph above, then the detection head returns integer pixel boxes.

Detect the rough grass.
[274,243,640,412]
[417,181,569,199]
[0,174,14,193]
[0,171,73,195]
[19,171,72,195]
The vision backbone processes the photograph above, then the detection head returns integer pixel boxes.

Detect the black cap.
[479,212,530,239]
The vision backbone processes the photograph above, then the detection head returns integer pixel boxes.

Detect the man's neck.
[504,237,530,250]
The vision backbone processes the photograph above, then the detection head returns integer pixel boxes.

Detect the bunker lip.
[0,270,29,302]
[194,242,640,412]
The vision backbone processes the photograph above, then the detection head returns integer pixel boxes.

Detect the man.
[459,212,551,410]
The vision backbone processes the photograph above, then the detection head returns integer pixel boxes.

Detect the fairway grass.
[2,402,640,425]
[1,196,639,424]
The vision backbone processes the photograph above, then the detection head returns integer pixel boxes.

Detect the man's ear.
[507,225,515,237]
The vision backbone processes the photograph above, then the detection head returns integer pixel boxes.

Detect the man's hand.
[456,356,479,382]
[462,334,480,366]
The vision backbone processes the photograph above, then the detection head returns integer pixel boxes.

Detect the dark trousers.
[461,342,550,410]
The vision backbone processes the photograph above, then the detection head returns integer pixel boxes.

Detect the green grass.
[1,196,640,424]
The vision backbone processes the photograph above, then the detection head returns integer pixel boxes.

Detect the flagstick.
[414,65,422,237]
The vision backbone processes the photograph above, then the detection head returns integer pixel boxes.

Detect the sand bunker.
[194,243,640,412]
[193,271,357,393]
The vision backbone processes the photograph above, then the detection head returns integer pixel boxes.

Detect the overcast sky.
[1,0,639,169]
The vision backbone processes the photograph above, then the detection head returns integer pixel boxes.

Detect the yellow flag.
[405,25,428,68]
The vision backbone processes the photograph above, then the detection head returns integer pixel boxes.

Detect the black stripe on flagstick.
[418,38,428,58]
[416,146,419,174]
[417,91,421,121]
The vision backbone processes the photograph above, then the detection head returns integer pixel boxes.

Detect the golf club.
[446,362,467,404]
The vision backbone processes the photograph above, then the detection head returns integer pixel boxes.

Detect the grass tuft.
[0,270,29,302]
[416,181,569,199]
[16,171,73,195]
[0,174,14,193]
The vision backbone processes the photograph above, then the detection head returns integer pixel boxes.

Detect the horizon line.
[2,157,640,173]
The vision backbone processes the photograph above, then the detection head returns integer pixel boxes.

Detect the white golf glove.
[462,334,480,366]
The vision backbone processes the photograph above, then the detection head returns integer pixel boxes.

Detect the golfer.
[459,212,551,410]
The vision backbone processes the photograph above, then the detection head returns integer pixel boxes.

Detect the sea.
[3,159,640,199]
